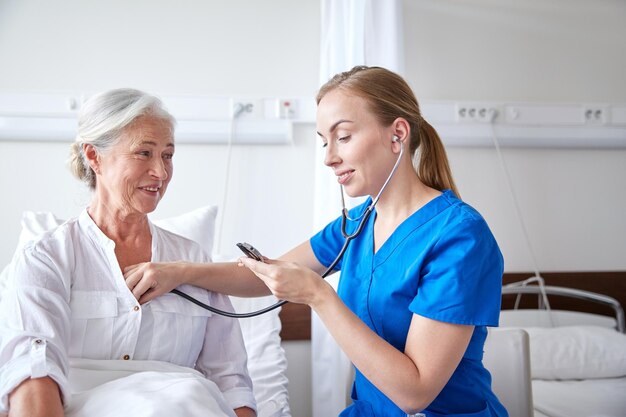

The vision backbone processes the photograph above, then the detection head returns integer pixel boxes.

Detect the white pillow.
[151,206,217,258]
[3,208,290,417]
[526,325,626,380]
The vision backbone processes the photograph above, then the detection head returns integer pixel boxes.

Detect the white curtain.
[314,0,404,231]
[312,1,404,416]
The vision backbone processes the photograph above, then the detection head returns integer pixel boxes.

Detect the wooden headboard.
[278,271,626,341]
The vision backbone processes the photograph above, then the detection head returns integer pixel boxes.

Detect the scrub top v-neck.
[310,190,507,417]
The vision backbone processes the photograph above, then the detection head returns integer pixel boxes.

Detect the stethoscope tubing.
[170,227,359,318]
[172,140,403,318]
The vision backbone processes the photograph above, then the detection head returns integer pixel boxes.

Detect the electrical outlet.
[456,103,499,123]
[277,99,297,119]
[231,99,263,119]
[583,106,607,125]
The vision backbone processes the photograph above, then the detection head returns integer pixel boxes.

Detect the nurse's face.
[94,115,174,216]
[316,89,397,198]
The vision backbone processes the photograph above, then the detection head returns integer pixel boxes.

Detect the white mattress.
[532,377,626,417]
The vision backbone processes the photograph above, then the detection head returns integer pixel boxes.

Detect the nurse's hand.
[124,261,187,303]
[238,257,330,307]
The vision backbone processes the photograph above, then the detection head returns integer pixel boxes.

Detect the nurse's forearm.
[310,289,430,414]
[9,377,64,417]
[186,239,322,297]
[185,262,272,297]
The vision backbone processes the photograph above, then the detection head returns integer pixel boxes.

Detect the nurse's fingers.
[237,257,277,278]
[239,257,323,305]
[239,257,294,300]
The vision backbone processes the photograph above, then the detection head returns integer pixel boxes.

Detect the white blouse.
[0,210,255,413]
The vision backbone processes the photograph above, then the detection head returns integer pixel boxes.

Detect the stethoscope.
[172,137,405,318]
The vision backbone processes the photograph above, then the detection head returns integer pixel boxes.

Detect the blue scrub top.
[310,190,508,417]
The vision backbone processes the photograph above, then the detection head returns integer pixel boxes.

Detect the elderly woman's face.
[96,115,174,215]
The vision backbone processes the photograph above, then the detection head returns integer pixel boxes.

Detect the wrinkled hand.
[234,406,256,417]
[124,262,186,304]
[238,257,327,306]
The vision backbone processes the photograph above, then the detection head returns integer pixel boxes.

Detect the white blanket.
[532,377,626,417]
[66,358,237,417]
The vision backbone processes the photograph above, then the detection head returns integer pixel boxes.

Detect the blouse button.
[133,306,140,312]
[123,354,130,360]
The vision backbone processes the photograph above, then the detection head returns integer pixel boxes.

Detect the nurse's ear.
[390,117,410,153]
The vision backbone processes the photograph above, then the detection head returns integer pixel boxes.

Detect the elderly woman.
[0,89,256,417]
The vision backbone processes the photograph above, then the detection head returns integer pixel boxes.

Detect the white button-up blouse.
[0,210,255,413]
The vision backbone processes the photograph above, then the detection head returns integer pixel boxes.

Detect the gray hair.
[69,88,175,189]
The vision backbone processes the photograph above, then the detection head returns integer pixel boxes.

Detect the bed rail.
[502,284,625,333]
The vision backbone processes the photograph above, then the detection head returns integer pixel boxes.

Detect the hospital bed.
[0,208,291,417]
[492,282,626,417]
[326,280,626,417]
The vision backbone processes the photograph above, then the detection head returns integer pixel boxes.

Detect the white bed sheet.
[532,377,626,417]
[67,358,237,417]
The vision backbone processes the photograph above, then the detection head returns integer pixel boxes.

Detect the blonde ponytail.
[415,119,460,199]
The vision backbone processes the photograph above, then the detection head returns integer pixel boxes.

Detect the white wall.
[404,0,626,272]
[1,1,626,417]
[0,0,321,263]
[404,0,626,102]
[0,0,320,96]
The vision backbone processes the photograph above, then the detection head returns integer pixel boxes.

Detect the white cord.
[487,113,553,318]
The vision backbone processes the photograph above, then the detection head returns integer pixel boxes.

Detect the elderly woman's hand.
[124,261,187,303]
[234,406,256,417]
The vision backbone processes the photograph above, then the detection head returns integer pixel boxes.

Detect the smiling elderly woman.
[0,89,256,417]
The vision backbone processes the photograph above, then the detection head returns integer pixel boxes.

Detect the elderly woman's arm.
[0,247,71,416]
[8,377,64,417]
[124,240,326,303]
[124,260,270,304]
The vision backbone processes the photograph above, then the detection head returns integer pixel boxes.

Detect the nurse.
[125,66,507,417]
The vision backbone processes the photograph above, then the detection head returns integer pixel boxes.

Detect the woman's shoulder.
[21,215,82,255]
[436,191,496,238]
[426,192,503,271]
[440,191,486,222]
[5,216,83,293]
